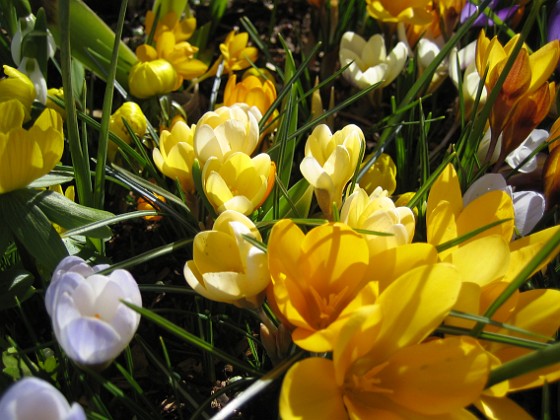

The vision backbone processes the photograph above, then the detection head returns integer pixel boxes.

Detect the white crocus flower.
[449,41,487,112]
[194,103,262,165]
[339,31,407,89]
[45,256,142,369]
[478,128,548,173]
[463,173,545,237]
[300,124,365,218]
[0,377,85,420]
[505,129,548,173]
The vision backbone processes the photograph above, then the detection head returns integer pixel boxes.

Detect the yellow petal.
[476,395,533,420]
[427,163,463,225]
[506,225,560,282]
[374,263,462,362]
[457,190,515,243]
[193,230,243,273]
[446,235,510,287]
[528,40,560,92]
[369,242,438,292]
[380,337,490,415]
[279,358,347,420]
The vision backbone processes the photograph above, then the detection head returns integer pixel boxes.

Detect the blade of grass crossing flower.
[58,0,93,206]
[474,228,560,335]
[93,0,128,210]
[122,118,163,183]
[437,325,549,351]
[436,219,512,252]
[486,341,560,389]
[447,310,554,342]
[122,302,262,376]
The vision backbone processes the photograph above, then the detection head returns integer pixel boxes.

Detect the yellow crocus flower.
[108,102,148,160]
[128,58,180,99]
[300,124,365,219]
[153,120,197,193]
[184,210,270,309]
[365,0,433,25]
[280,262,491,418]
[144,10,196,43]
[0,100,64,194]
[202,152,275,215]
[340,186,415,258]
[223,73,277,118]
[220,30,259,74]
[267,220,374,352]
[0,65,36,120]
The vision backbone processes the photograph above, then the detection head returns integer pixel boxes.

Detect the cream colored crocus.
[194,104,262,165]
[202,152,275,215]
[339,32,407,90]
[128,58,180,98]
[153,120,197,193]
[341,186,415,257]
[300,124,365,219]
[184,210,270,308]
[0,100,63,194]
[0,65,35,120]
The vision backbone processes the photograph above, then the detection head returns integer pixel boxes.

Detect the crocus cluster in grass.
[3,0,560,418]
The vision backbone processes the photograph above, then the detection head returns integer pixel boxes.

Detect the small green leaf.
[0,269,35,310]
[0,189,68,273]
[30,189,114,238]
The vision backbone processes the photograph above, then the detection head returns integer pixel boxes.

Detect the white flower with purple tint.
[463,174,545,237]
[46,256,142,369]
[0,377,85,420]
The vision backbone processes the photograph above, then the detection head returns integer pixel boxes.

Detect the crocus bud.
[45,256,142,370]
[184,210,270,308]
[300,124,365,219]
[153,120,197,193]
[109,102,147,144]
[128,59,180,99]
[0,377,85,420]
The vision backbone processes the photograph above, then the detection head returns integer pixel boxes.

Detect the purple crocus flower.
[548,1,560,42]
[460,0,520,26]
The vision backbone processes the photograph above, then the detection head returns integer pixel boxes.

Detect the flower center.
[346,360,393,395]
[308,285,350,329]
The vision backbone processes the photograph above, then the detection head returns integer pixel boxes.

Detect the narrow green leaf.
[123,302,262,376]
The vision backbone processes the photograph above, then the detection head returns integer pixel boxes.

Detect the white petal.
[463,173,508,207]
[513,191,545,236]
[60,317,122,366]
